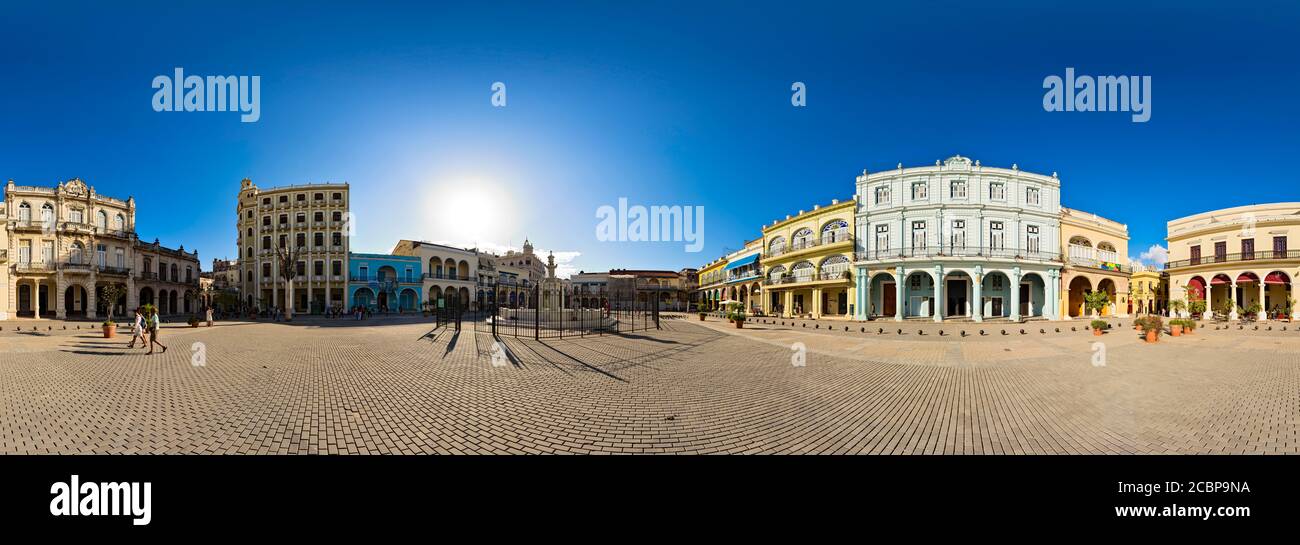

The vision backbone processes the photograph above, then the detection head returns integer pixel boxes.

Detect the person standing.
[205,305,214,327]
[126,308,147,350]
[146,307,168,355]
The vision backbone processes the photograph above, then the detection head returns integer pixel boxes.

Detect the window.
[314,261,324,276]
[792,228,814,250]
[247,247,253,258]
[989,182,1005,200]
[97,244,107,267]
[821,220,848,244]
[911,221,927,251]
[41,204,54,227]
[262,215,271,226]
[296,213,306,224]
[19,240,31,263]
[295,233,306,248]
[991,275,1003,289]
[989,221,1005,251]
[768,237,786,256]
[278,214,288,225]
[332,261,342,276]
[910,274,922,289]
[314,233,324,247]
[405,267,414,282]
[314,193,324,201]
[186,267,193,283]
[246,227,252,237]
[246,210,253,219]
[1241,238,1255,260]
[42,241,54,263]
[171,264,178,282]
[949,220,966,250]
[115,214,125,230]
[115,247,125,267]
[950,180,967,199]
[331,232,342,246]
[96,210,107,229]
[874,184,891,205]
[70,208,83,224]
[332,211,342,222]
[359,266,369,280]
[314,211,323,222]
[18,202,31,223]
[911,181,927,200]
[69,242,84,263]
[791,262,814,282]
[1026,187,1041,206]
[874,224,890,254]
[296,193,306,202]
[279,235,287,248]
[262,197,271,206]
[332,192,342,200]
[1025,225,1040,254]
[1191,245,1202,265]
[278,195,288,203]
[296,261,305,276]
[262,263,272,278]
[262,236,271,250]
[1274,236,1288,259]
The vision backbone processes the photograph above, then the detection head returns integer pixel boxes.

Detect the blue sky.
[2,1,1297,275]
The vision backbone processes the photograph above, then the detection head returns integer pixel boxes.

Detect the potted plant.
[1137,315,1163,343]
[725,303,747,328]
[1169,318,1183,337]
[698,311,707,321]
[1188,297,1207,320]
[1169,299,1186,320]
[187,315,200,328]
[1244,302,1262,322]
[1090,319,1107,336]
[1282,297,1295,322]
[102,320,117,338]
[1183,318,1197,335]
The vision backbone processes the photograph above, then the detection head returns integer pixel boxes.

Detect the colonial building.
[1165,203,1300,321]
[235,178,350,313]
[696,257,728,311]
[390,240,477,309]
[1129,268,1167,316]
[1060,207,1131,318]
[2,178,198,320]
[761,198,855,319]
[853,156,1063,322]
[608,269,692,310]
[571,270,610,308]
[347,252,422,312]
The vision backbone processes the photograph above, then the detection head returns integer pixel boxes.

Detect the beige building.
[760,198,855,319]
[390,239,477,309]
[1060,207,1130,318]
[1129,268,1166,316]
[2,178,199,320]
[1165,203,1300,321]
[235,178,350,313]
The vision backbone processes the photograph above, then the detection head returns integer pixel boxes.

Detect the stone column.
[1010,267,1022,322]
[854,266,869,321]
[34,279,42,319]
[812,287,822,319]
[1048,269,1061,320]
[783,290,793,319]
[86,283,98,320]
[1204,282,1214,320]
[1258,282,1266,321]
[932,266,944,323]
[126,277,138,311]
[55,274,67,319]
[894,267,905,322]
[1291,282,1298,320]
[1229,282,1238,321]
[972,268,984,323]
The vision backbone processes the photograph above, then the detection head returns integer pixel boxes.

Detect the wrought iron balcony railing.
[854,246,1063,263]
[1166,250,1300,270]
[766,234,853,258]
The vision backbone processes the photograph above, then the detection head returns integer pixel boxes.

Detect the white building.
[853,155,1063,322]
[390,239,479,309]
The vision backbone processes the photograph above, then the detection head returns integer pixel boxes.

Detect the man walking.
[146,306,168,355]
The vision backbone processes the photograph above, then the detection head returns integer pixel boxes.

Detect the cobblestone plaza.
[1,315,1295,455]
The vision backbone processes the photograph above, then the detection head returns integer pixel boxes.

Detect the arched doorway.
[399,289,417,311]
[1097,279,1117,316]
[903,271,934,318]
[942,270,973,318]
[870,272,897,318]
[1265,271,1292,319]
[982,271,1012,318]
[1021,272,1047,318]
[1068,276,1092,318]
[354,287,375,309]
[1237,272,1261,317]
[64,285,88,317]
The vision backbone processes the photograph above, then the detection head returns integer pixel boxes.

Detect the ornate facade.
[390,239,476,309]
[2,178,199,320]
[760,198,855,319]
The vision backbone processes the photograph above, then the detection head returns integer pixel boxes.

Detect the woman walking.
[126,308,147,350]
[205,305,213,327]
[146,307,168,355]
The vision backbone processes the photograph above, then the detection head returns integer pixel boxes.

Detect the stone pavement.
[0,315,1296,454]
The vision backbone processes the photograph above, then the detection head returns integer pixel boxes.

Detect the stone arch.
[64,284,89,317]
[981,270,1014,318]
[458,260,470,279]
[1020,271,1048,318]
[902,270,936,318]
[790,260,815,281]
[443,258,457,278]
[1068,236,1092,247]
[354,287,375,308]
[399,288,417,311]
[1067,275,1092,318]
[768,236,786,254]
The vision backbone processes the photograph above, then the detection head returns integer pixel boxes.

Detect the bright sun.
[425,180,516,246]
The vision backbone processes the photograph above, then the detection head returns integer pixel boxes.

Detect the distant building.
[347,252,422,312]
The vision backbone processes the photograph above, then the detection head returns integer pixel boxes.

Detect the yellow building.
[1166,203,1300,321]
[1060,207,1130,318]
[1129,269,1166,316]
[760,198,856,319]
[696,257,727,311]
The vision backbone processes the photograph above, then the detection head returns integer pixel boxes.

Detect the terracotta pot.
[1171,326,1182,337]
[735,321,744,329]
[1145,330,1158,343]
[699,315,705,321]
[102,324,116,338]
[1093,329,1103,337]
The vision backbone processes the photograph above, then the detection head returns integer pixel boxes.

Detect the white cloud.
[1138,244,1168,267]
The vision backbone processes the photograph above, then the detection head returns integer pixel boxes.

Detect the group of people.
[125,306,168,355]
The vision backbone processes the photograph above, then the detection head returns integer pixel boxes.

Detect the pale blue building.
[348,253,423,312]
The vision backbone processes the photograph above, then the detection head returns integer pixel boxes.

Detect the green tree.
[1083,290,1110,318]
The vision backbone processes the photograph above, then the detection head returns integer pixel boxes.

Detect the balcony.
[60,221,95,235]
[138,271,159,280]
[98,228,135,239]
[11,219,47,232]
[766,233,853,258]
[15,262,55,273]
[423,273,474,282]
[854,246,1064,263]
[98,265,132,276]
[1166,250,1300,270]
[60,261,94,273]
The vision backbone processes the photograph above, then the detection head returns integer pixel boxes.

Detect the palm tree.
[275,244,304,321]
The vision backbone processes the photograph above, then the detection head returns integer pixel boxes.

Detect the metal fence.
[462,283,661,339]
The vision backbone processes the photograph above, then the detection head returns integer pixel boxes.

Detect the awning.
[723,253,759,271]
[1210,276,1229,285]
[1265,272,1291,284]
[1237,273,1260,283]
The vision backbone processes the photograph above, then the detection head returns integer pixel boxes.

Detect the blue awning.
[723,253,759,271]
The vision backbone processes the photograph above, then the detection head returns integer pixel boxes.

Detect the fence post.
[534,286,540,340]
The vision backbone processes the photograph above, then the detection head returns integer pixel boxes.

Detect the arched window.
[791,261,815,282]
[96,210,108,230]
[114,214,126,231]
[767,265,786,283]
[768,236,786,256]
[40,203,54,226]
[70,241,84,264]
[18,202,32,223]
[819,255,850,279]
[821,220,849,244]
[792,228,814,250]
